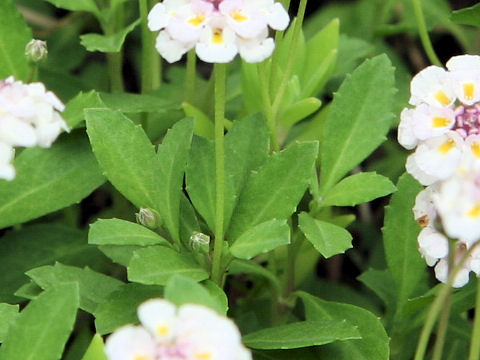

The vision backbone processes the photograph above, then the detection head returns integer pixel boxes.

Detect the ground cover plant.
[1,0,480,359]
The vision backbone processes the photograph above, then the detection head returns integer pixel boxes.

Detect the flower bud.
[25,39,48,63]
[189,232,210,253]
[136,208,161,230]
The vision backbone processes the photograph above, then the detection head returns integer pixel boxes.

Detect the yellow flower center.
[432,117,451,128]
[195,352,213,360]
[213,29,224,44]
[464,83,475,101]
[438,139,455,154]
[231,10,248,22]
[468,204,480,218]
[472,142,480,158]
[188,14,205,27]
[434,90,451,106]
[156,325,170,337]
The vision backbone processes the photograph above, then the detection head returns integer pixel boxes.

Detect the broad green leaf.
[81,334,107,360]
[319,55,395,194]
[98,245,140,266]
[0,304,19,343]
[0,133,105,229]
[298,291,390,360]
[230,219,290,260]
[298,213,352,258]
[80,19,140,52]
[203,281,229,314]
[451,3,480,26]
[128,246,209,285]
[13,281,43,301]
[165,275,227,314]
[0,224,106,303]
[63,91,103,129]
[0,0,32,80]
[357,268,396,308]
[89,218,170,246]
[243,320,360,350]
[43,0,100,15]
[227,141,318,241]
[322,172,396,207]
[156,118,194,242]
[86,108,157,209]
[26,263,123,314]
[100,93,180,114]
[182,102,214,139]
[0,283,79,360]
[383,173,425,315]
[94,283,163,335]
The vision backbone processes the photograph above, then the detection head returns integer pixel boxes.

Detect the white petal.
[0,142,15,181]
[418,227,449,260]
[410,104,455,141]
[267,2,290,31]
[137,298,177,343]
[196,25,238,63]
[398,108,418,150]
[155,30,192,63]
[405,153,440,186]
[0,115,37,147]
[148,3,169,31]
[104,325,156,360]
[446,54,480,73]
[237,36,274,63]
[409,66,455,107]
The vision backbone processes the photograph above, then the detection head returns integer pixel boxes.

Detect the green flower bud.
[136,208,161,230]
[25,39,48,63]
[190,232,210,254]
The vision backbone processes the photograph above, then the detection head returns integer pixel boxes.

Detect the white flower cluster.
[105,299,251,360]
[399,55,480,287]
[0,76,68,181]
[147,0,290,64]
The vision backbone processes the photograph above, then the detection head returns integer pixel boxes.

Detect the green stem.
[469,277,480,360]
[185,50,197,104]
[211,63,227,286]
[139,0,161,93]
[106,3,125,92]
[410,0,442,66]
[258,62,279,152]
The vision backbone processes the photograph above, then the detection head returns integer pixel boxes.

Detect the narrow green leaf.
[319,55,395,194]
[85,108,157,209]
[43,0,100,15]
[298,213,352,258]
[0,283,79,360]
[227,141,318,241]
[0,0,32,80]
[128,246,208,285]
[383,173,425,313]
[0,133,105,229]
[243,320,361,350]
[26,263,123,314]
[89,218,170,246]
[279,98,322,128]
[80,19,140,52]
[451,3,480,26]
[0,304,19,343]
[94,283,163,335]
[322,172,396,207]
[80,334,107,360]
[298,291,390,360]
[230,219,290,260]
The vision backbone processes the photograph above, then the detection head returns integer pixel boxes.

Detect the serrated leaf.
[0,283,79,360]
[227,141,318,241]
[322,172,396,207]
[298,291,390,360]
[319,55,395,194]
[128,246,208,285]
[85,108,157,209]
[298,213,352,258]
[0,0,32,80]
[230,219,290,260]
[156,118,194,242]
[383,173,425,314]
[89,218,170,246]
[451,3,480,26]
[0,304,19,343]
[94,283,163,335]
[26,263,123,314]
[80,334,107,360]
[0,133,105,229]
[80,19,140,52]
[243,320,361,350]
[43,0,100,15]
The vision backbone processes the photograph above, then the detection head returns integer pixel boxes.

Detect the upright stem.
[139,0,161,93]
[410,0,442,66]
[469,277,480,360]
[258,62,279,152]
[211,63,227,286]
[106,3,125,92]
[185,50,197,104]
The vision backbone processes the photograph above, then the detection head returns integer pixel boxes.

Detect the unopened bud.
[189,232,210,253]
[25,39,48,63]
[136,208,161,230]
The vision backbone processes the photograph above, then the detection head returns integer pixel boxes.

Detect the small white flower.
[413,184,438,227]
[434,257,471,288]
[446,55,480,106]
[105,325,156,360]
[196,16,238,63]
[137,299,177,344]
[418,227,449,266]
[398,108,419,150]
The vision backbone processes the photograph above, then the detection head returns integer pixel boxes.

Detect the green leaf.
[89,218,170,246]
[63,91,103,129]
[0,304,19,343]
[279,98,322,129]
[383,173,425,314]
[451,3,480,26]
[229,259,281,294]
[322,172,396,207]
[230,219,290,260]
[85,108,157,209]
[0,283,79,360]
[357,268,396,308]
[319,55,395,194]
[94,283,163,335]
[0,224,106,303]
[227,141,318,241]
[80,19,140,52]
[0,133,105,229]
[26,263,123,314]
[100,93,180,114]
[0,0,32,80]
[298,291,390,360]
[156,118,194,242]
[80,334,107,360]
[182,102,214,139]
[14,281,43,301]
[179,194,201,245]
[298,213,352,258]
[243,320,361,350]
[98,245,140,266]
[128,246,209,285]
[43,0,100,15]
[165,275,227,314]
